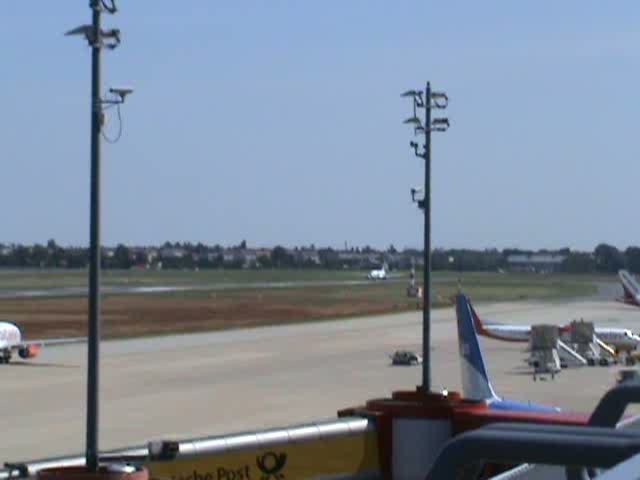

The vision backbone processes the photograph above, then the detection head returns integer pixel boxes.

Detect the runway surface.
[2,297,639,463]
[0,278,405,299]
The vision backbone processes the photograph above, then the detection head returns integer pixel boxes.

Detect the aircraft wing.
[11,337,86,350]
[481,318,505,326]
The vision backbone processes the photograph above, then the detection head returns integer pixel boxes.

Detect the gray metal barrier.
[589,383,640,428]
[424,423,640,480]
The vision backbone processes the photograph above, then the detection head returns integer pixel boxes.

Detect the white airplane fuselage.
[0,321,44,363]
[368,268,387,280]
[0,321,22,350]
[482,323,640,351]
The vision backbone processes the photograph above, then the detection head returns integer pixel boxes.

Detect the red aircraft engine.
[18,344,41,359]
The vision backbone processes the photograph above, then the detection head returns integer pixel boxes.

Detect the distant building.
[223,251,238,264]
[298,249,321,265]
[335,250,382,269]
[146,248,159,264]
[243,249,258,267]
[384,252,412,270]
[506,253,567,273]
[222,248,257,267]
[160,247,186,259]
[255,248,273,259]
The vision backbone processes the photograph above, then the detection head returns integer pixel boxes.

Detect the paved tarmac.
[2,297,640,463]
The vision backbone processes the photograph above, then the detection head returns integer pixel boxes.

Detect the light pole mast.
[402,83,449,392]
[422,82,432,391]
[87,1,103,470]
[66,0,126,471]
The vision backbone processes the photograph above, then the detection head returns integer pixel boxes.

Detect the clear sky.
[3,2,640,251]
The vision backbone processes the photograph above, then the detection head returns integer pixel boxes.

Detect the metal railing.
[0,417,373,480]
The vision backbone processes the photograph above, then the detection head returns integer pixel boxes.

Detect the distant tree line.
[0,240,638,274]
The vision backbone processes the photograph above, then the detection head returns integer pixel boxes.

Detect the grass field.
[0,270,609,339]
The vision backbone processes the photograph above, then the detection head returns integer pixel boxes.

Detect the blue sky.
[3,2,640,250]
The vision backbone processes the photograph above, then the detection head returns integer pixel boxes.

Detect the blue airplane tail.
[455,292,499,402]
[455,292,559,413]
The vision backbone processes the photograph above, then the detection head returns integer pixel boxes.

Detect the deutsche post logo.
[256,452,287,480]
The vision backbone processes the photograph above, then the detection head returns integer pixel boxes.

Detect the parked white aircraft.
[367,264,388,280]
[618,270,640,307]
[468,300,640,353]
[0,321,83,364]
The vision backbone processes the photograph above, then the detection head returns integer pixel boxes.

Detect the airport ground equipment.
[617,369,640,385]
[569,320,617,366]
[529,325,561,379]
[627,348,640,366]
[390,350,422,366]
[594,336,619,364]
[406,262,419,298]
[557,339,587,367]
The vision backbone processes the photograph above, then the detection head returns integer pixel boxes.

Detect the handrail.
[589,383,640,427]
[424,423,640,480]
[0,417,372,480]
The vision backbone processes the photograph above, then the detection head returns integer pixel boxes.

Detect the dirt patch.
[0,275,597,340]
[0,286,420,339]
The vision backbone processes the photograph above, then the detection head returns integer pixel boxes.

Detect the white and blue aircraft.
[455,292,560,413]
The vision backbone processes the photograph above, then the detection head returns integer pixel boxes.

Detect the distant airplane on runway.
[455,293,560,412]
[468,298,640,354]
[0,321,84,364]
[618,269,640,307]
[367,264,388,280]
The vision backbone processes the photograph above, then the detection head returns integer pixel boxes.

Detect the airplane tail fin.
[619,270,640,304]
[468,301,488,336]
[455,293,499,402]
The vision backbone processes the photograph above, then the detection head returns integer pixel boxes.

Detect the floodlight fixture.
[409,140,423,158]
[411,187,424,203]
[101,28,121,49]
[65,25,93,37]
[402,89,425,106]
[403,116,422,126]
[109,86,134,102]
[431,117,450,131]
[101,0,118,14]
[431,92,449,109]
[64,25,120,49]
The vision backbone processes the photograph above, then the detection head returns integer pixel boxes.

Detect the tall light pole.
[66,0,131,471]
[402,83,449,392]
